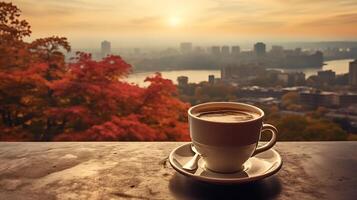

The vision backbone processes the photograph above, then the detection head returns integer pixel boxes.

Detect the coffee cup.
[188,102,277,173]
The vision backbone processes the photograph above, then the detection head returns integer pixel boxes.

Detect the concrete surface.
[0,142,356,200]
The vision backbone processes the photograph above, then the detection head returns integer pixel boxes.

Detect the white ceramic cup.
[188,102,277,173]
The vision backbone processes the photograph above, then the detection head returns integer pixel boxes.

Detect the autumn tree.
[0,2,73,140]
[179,82,237,105]
[0,2,35,140]
[50,54,189,141]
[0,2,189,141]
[265,113,348,141]
[281,92,303,111]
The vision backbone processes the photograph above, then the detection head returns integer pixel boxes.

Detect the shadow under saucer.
[169,143,283,184]
[169,172,282,200]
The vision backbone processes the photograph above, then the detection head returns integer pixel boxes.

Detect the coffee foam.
[195,109,260,123]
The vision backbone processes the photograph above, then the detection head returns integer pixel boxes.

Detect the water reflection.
[270,59,353,77]
[126,59,352,86]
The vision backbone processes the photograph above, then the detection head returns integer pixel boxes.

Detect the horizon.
[68,41,357,52]
[9,0,357,49]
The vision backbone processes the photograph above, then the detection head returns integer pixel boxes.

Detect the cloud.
[130,16,162,25]
[227,18,285,27]
[7,0,357,42]
[302,13,357,26]
[273,0,357,5]
[13,0,116,17]
[206,0,266,14]
[270,0,357,16]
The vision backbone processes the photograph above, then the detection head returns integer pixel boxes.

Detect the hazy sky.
[9,0,357,48]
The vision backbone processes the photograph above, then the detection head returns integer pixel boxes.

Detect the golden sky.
[9,0,357,48]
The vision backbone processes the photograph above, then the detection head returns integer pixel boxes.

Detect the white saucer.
[169,143,282,184]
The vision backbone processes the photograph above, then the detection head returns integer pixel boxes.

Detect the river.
[273,59,354,77]
[126,70,221,87]
[126,59,354,87]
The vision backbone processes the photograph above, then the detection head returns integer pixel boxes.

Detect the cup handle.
[252,124,277,157]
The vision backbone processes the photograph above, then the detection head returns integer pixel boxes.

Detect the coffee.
[189,102,278,173]
[196,109,259,122]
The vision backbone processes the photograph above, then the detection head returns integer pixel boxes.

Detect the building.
[289,72,306,86]
[270,45,284,56]
[299,91,357,108]
[254,42,266,56]
[221,64,266,82]
[313,51,324,67]
[277,72,305,86]
[285,51,323,68]
[339,93,357,107]
[231,46,241,55]
[221,46,230,56]
[335,74,349,85]
[300,91,339,108]
[177,76,188,86]
[271,45,283,52]
[180,42,192,54]
[349,60,357,86]
[208,75,215,84]
[237,86,284,99]
[350,47,357,58]
[194,46,205,54]
[160,48,178,56]
[211,46,221,56]
[101,40,111,58]
[295,48,302,55]
[317,70,336,84]
[277,73,289,84]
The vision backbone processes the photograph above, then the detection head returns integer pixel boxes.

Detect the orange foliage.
[0,2,189,141]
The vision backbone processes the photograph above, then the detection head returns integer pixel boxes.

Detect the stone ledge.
[0,142,356,200]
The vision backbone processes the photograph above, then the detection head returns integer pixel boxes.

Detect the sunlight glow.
[168,16,181,27]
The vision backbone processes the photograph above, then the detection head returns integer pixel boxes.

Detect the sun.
[168,16,181,27]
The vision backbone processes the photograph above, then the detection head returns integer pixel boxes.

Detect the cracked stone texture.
[0,142,356,200]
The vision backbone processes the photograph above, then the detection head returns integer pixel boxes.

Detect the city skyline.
[10,0,357,48]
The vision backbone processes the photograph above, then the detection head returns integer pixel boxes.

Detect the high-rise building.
[101,40,111,58]
[254,42,266,56]
[208,75,215,84]
[177,76,188,86]
[180,42,192,53]
[318,70,336,84]
[231,46,241,55]
[349,60,357,86]
[221,46,230,56]
[211,46,221,56]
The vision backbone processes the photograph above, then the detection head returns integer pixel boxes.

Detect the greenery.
[178,82,237,105]
[264,107,348,141]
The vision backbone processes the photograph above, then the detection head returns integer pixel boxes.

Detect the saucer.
[169,143,282,184]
